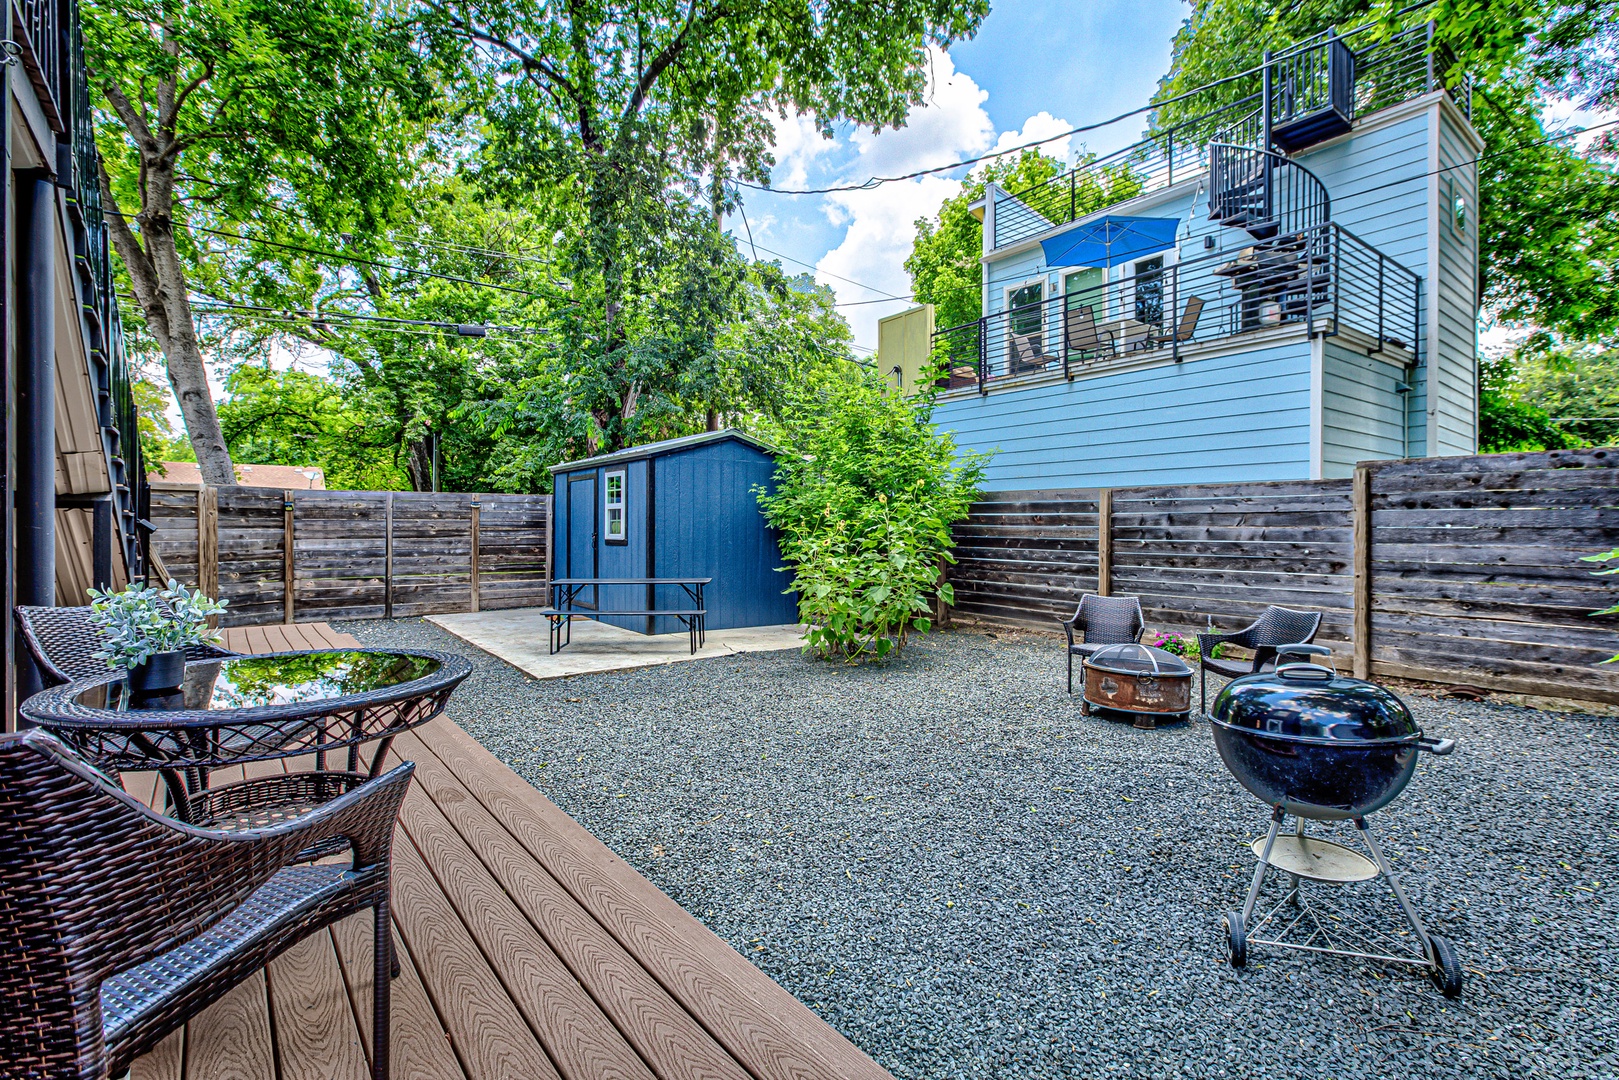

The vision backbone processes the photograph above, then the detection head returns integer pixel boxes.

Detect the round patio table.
[21,648,472,829]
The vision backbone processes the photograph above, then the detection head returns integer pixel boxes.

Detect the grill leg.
[1242,807,1286,924]
[372,899,393,1080]
[1354,816,1434,953]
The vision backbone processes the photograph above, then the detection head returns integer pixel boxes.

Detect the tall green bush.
[758,363,989,661]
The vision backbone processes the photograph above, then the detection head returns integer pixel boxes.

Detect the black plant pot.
[128,650,187,693]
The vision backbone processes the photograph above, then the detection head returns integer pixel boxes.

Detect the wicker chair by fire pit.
[1061,594,1146,694]
[1195,606,1325,713]
[0,728,414,1080]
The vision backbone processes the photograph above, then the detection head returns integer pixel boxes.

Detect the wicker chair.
[0,728,413,1080]
[1196,606,1325,713]
[1062,594,1146,693]
[14,604,238,690]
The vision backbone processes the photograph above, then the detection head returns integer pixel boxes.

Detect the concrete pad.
[426,608,806,680]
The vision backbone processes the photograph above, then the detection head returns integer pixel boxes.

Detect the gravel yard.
[341,617,1617,1080]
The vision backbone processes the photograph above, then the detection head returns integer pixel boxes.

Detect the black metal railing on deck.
[11,0,65,131]
[1207,144,1330,240]
[56,0,145,580]
[933,223,1418,392]
[990,20,1471,250]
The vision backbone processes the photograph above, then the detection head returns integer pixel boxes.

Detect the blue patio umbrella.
[1039,215,1181,269]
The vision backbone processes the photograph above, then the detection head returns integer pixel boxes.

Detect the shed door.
[567,473,597,608]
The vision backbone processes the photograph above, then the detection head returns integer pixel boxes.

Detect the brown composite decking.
[128,623,892,1080]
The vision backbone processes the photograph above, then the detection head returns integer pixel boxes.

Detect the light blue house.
[916,24,1481,490]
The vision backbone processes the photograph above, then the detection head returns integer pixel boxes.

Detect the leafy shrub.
[1582,547,1619,662]
[758,363,989,661]
[87,580,227,670]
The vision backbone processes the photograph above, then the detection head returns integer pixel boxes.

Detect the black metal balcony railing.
[932,223,1419,393]
[991,20,1471,251]
[12,0,65,132]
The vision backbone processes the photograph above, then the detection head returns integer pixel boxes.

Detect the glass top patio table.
[20,648,473,774]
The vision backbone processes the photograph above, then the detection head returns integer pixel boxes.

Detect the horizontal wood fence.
[948,447,1619,704]
[149,484,550,627]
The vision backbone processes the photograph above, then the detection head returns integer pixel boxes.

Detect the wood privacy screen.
[948,448,1619,704]
[149,485,550,627]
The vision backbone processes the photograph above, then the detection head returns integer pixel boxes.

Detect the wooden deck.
[128,623,891,1080]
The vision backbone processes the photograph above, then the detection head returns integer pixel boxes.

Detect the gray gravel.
[338,617,1618,1080]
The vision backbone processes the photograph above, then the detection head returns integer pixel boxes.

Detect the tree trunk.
[97,89,237,487]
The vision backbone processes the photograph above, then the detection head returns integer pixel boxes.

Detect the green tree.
[85,0,443,485]
[1478,353,1583,452]
[216,367,412,490]
[1505,341,1619,447]
[426,0,990,454]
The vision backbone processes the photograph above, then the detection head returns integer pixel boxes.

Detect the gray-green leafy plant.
[87,580,228,671]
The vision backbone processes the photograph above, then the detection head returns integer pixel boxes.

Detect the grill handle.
[1417,736,1456,755]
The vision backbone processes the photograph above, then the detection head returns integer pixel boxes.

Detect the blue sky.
[726,0,1188,352]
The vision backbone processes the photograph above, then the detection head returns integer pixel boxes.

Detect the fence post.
[282,491,296,624]
[197,486,219,613]
[1352,464,1372,679]
[1096,488,1113,596]
[469,496,481,612]
[384,492,394,619]
[543,493,553,593]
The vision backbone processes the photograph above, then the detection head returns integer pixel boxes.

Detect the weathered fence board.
[947,450,1619,703]
[150,483,550,627]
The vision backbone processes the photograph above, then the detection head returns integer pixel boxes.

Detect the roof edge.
[550,428,779,473]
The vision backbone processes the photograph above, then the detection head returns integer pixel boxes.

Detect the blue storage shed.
[548,430,798,634]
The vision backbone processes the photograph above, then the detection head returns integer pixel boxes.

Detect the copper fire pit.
[1081,643,1193,728]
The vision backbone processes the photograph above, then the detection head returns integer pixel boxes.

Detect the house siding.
[1321,339,1408,477]
[1433,105,1481,454]
[935,340,1313,490]
[1296,105,1434,458]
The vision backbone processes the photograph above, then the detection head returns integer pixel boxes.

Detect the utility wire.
[822,117,1619,313]
[98,207,555,299]
[188,299,551,334]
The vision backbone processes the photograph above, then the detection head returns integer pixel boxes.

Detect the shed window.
[604,470,627,544]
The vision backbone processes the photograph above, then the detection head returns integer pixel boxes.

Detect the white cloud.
[992,111,1074,165]
[817,175,963,346]
[847,47,996,178]
[768,111,837,191]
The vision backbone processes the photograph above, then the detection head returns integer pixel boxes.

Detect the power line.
[188,299,551,335]
[98,207,556,299]
[735,4,1445,197]
[832,117,1619,315]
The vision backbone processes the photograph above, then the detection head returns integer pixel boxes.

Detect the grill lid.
[1212,663,1419,744]
[1085,643,1193,677]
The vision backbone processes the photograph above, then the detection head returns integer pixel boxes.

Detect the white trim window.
[603,470,627,544]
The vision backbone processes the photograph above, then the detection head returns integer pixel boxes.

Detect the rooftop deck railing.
[991,22,1470,251]
[933,222,1419,393]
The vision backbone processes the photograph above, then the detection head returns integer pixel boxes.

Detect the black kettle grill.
[1210,645,1463,997]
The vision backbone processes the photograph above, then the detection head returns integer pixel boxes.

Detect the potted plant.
[88,580,229,693]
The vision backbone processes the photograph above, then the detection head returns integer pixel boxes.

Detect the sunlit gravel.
[341,617,1618,1080]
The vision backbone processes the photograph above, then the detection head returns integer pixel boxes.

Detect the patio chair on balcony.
[1195,605,1325,713]
[1062,594,1146,693]
[1136,295,1205,352]
[0,727,413,1080]
[1064,305,1115,366]
[14,604,238,691]
[1009,332,1057,375]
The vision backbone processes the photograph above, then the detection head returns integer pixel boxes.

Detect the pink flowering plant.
[1149,631,1220,661]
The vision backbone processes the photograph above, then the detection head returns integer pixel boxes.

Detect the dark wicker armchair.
[14,604,237,690]
[0,728,413,1080]
[1196,606,1325,713]
[1062,594,1146,693]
